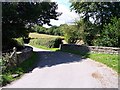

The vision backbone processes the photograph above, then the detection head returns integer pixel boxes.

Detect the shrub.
[15,38,24,46]
[2,74,14,86]
[29,37,62,48]
[2,38,24,52]
[14,38,25,51]
[23,38,31,44]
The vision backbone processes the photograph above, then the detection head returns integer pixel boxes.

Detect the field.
[29,33,64,39]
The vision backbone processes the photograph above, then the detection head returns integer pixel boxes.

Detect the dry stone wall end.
[16,46,33,64]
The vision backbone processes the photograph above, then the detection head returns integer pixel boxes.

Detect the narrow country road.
[3,45,118,88]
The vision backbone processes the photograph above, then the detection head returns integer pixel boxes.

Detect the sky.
[43,0,80,28]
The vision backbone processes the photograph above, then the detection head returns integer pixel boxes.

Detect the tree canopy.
[71,2,120,26]
[2,2,61,39]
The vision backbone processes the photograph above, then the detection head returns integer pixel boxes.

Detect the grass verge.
[2,52,38,86]
[29,44,60,51]
[88,53,118,73]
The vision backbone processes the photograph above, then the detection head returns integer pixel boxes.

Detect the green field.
[29,33,64,39]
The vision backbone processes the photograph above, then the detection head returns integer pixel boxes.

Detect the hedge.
[29,37,62,48]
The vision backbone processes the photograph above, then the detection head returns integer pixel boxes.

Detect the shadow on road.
[32,50,83,70]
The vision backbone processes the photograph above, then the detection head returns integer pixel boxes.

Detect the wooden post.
[13,47,17,66]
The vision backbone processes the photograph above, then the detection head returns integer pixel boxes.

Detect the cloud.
[43,1,80,27]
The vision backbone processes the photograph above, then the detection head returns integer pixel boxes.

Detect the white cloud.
[43,1,80,27]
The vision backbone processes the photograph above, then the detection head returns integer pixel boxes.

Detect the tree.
[93,17,120,47]
[60,24,80,44]
[71,2,120,27]
[32,25,46,34]
[2,2,61,39]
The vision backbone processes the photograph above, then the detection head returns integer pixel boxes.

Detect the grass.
[60,49,119,74]
[29,33,64,39]
[88,53,119,73]
[2,52,38,86]
[29,44,60,51]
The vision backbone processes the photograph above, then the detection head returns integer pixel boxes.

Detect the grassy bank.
[2,52,38,86]
[88,53,118,73]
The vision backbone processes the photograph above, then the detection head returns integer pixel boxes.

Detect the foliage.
[14,38,24,47]
[32,25,64,36]
[2,38,24,51]
[23,37,31,44]
[58,24,81,44]
[93,17,120,47]
[71,2,120,26]
[2,74,14,86]
[47,26,64,36]
[29,37,62,48]
[2,53,38,86]
[32,25,46,34]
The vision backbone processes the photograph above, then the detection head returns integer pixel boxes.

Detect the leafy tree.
[93,17,120,47]
[71,2,120,27]
[60,24,80,43]
[75,19,99,45]
[32,25,46,34]
[47,25,63,36]
[2,2,61,39]
[47,25,58,35]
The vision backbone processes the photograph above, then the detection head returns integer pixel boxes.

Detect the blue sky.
[43,0,79,28]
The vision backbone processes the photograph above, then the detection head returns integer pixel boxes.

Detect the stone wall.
[88,46,119,54]
[16,46,33,64]
[60,44,119,54]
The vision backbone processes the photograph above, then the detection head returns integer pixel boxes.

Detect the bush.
[23,38,31,44]
[14,38,25,51]
[29,37,62,48]
[2,74,14,86]
[15,38,24,46]
[3,38,24,52]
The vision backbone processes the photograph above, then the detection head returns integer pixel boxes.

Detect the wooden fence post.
[13,47,18,66]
